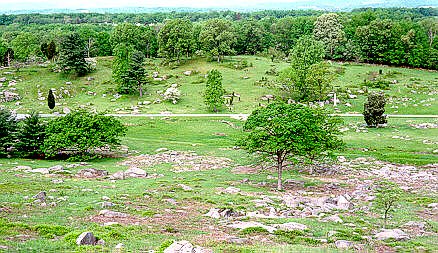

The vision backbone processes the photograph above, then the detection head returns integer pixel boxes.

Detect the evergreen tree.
[46,40,57,61]
[58,32,89,76]
[0,108,16,156]
[15,112,46,158]
[204,69,225,112]
[125,50,147,97]
[363,92,387,127]
[48,89,55,110]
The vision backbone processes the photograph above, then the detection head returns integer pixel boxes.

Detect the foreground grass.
[0,117,437,252]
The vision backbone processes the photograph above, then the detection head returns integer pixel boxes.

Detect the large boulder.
[76,232,96,245]
[335,240,353,249]
[375,229,410,241]
[125,167,147,178]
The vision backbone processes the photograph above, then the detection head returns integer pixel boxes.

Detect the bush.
[363,92,387,128]
[15,112,46,158]
[0,108,16,156]
[363,79,391,90]
[42,110,127,160]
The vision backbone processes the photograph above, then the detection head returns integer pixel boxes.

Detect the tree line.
[0,8,437,69]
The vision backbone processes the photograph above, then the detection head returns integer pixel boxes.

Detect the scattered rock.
[76,232,96,245]
[124,167,147,178]
[14,165,32,171]
[274,222,308,231]
[337,195,351,210]
[48,165,64,172]
[99,210,128,218]
[102,196,110,201]
[322,214,343,223]
[33,191,46,202]
[155,147,168,153]
[222,187,241,194]
[178,184,193,191]
[204,208,221,219]
[226,236,249,244]
[63,107,71,114]
[96,239,105,245]
[29,168,50,174]
[115,243,124,250]
[164,240,211,253]
[102,202,115,208]
[77,168,108,178]
[110,171,125,180]
[335,240,353,249]
[183,70,192,76]
[375,229,410,241]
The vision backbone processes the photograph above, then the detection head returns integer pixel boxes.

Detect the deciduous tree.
[240,102,343,190]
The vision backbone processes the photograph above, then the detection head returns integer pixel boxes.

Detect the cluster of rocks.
[226,220,308,234]
[164,240,211,253]
[121,151,232,172]
[410,123,438,129]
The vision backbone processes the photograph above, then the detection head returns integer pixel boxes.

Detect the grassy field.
[0,56,437,252]
[3,55,437,115]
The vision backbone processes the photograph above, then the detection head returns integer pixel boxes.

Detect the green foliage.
[112,43,133,92]
[110,23,158,58]
[271,16,315,54]
[313,13,346,58]
[14,112,46,158]
[157,240,174,253]
[46,40,57,60]
[373,180,403,228]
[58,32,89,76]
[42,110,127,160]
[199,18,237,62]
[204,69,225,112]
[113,45,147,96]
[158,18,194,62]
[280,36,331,102]
[240,102,343,190]
[363,92,388,127]
[235,19,266,55]
[240,227,269,235]
[34,224,70,239]
[11,32,39,61]
[47,89,55,109]
[0,108,16,156]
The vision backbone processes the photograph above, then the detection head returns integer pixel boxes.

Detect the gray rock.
[33,191,46,202]
[99,209,128,218]
[226,236,248,244]
[335,240,353,249]
[178,184,193,191]
[164,240,193,253]
[274,222,308,231]
[337,195,351,210]
[223,187,241,194]
[96,239,105,245]
[63,107,71,114]
[110,171,125,180]
[76,232,96,245]
[101,202,115,208]
[48,165,64,172]
[204,208,221,219]
[375,229,410,241]
[77,168,108,178]
[322,214,343,223]
[14,165,32,171]
[125,167,147,178]
[29,168,50,174]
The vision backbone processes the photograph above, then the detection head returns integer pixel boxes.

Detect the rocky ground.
[3,150,437,252]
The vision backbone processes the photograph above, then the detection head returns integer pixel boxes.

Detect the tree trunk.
[277,156,283,191]
[217,55,220,63]
[139,82,143,97]
[384,209,388,229]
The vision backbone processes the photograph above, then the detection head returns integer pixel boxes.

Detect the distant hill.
[0,0,436,14]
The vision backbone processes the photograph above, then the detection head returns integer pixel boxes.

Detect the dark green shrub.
[0,108,16,156]
[363,92,387,128]
[42,110,127,160]
[48,89,55,110]
[15,112,46,158]
[240,226,269,235]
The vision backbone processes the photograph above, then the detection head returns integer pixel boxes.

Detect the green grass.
[3,56,437,116]
[0,56,437,252]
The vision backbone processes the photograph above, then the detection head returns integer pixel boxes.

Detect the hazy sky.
[0,0,304,10]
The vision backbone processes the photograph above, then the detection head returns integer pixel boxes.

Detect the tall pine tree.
[58,32,88,76]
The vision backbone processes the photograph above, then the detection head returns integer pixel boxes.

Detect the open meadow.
[0,54,437,252]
